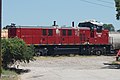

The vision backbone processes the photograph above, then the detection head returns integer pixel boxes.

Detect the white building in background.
[1,29,8,38]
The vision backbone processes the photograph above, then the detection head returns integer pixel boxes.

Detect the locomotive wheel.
[35,52,40,56]
[95,50,102,56]
[35,51,43,56]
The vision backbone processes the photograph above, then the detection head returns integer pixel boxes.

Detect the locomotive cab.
[78,20,103,33]
[96,26,102,33]
[78,20,104,41]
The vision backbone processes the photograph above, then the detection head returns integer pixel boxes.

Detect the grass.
[112,61,119,64]
[1,69,19,80]
[34,55,99,60]
[112,58,120,65]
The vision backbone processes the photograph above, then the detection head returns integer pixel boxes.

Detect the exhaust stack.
[53,21,56,26]
[72,21,74,27]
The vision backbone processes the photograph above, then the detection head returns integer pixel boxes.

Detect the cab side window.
[96,26,102,33]
[42,29,47,36]
[48,29,53,36]
[68,30,72,36]
[62,30,66,36]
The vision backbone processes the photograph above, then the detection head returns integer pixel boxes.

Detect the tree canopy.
[103,24,115,31]
[115,0,120,20]
[1,38,35,68]
[117,29,120,32]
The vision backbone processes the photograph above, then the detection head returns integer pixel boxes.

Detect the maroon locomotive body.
[8,20,111,56]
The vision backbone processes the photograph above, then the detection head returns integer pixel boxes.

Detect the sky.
[3,0,120,30]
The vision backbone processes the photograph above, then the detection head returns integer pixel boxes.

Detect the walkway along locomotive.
[8,20,112,56]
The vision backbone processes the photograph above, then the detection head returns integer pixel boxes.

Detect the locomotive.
[8,20,111,56]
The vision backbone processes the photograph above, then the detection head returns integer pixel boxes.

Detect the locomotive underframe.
[34,44,111,56]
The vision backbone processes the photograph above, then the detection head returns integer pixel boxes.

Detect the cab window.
[42,29,47,36]
[62,30,66,36]
[68,30,72,36]
[96,26,102,33]
[48,29,53,36]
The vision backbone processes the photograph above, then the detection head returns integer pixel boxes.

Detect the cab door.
[47,29,56,44]
[60,29,68,44]
[68,29,75,44]
[41,29,48,44]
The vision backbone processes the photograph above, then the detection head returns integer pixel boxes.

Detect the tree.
[103,24,115,31]
[115,0,120,20]
[117,29,120,32]
[1,38,35,68]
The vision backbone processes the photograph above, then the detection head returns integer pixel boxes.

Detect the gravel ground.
[19,56,120,80]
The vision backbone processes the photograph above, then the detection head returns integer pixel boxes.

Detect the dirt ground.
[19,56,120,80]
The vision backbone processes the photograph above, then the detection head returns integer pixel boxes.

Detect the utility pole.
[0,0,2,78]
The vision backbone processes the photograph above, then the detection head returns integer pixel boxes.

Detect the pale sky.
[3,0,120,30]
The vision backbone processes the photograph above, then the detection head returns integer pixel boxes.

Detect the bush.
[1,38,35,68]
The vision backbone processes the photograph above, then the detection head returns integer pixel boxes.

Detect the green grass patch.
[2,69,18,80]
[112,61,120,65]
[2,69,17,75]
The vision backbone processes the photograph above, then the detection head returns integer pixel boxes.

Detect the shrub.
[1,38,35,68]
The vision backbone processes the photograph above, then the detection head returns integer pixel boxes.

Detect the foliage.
[1,38,35,68]
[2,68,18,80]
[2,68,17,76]
[117,29,120,32]
[115,0,120,20]
[103,24,115,31]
